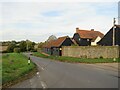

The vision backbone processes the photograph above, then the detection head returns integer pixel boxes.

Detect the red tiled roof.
[43,36,69,48]
[76,29,104,40]
[116,25,120,28]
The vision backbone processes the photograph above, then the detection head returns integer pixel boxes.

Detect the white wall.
[91,36,101,46]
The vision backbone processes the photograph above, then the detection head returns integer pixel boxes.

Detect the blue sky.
[0,1,119,42]
[42,11,62,17]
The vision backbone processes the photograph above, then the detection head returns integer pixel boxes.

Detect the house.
[97,25,120,46]
[73,28,104,46]
[42,36,74,56]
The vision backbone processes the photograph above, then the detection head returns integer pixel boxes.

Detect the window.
[87,39,89,41]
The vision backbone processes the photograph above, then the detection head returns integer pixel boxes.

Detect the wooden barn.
[97,25,120,46]
[73,28,104,46]
[42,36,74,56]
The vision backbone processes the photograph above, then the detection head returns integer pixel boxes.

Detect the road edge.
[2,65,38,89]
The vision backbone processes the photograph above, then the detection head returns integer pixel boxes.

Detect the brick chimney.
[76,27,79,33]
[91,29,94,31]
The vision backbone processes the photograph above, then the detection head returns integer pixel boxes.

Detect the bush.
[30,49,37,52]
[14,48,21,53]
[7,43,16,53]
[2,50,7,53]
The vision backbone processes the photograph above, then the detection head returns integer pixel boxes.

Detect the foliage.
[7,43,16,53]
[46,35,57,42]
[26,40,35,51]
[38,42,45,48]
[1,41,12,46]
[2,53,36,84]
[14,48,21,53]
[19,41,27,52]
[33,52,120,63]
[1,40,36,53]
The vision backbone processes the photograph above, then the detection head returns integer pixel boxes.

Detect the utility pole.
[112,18,116,46]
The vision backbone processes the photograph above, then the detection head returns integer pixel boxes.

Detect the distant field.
[2,53,36,85]
[33,52,120,63]
[0,46,8,52]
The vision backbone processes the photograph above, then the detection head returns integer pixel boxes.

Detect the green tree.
[38,42,45,48]
[19,41,27,52]
[26,40,35,51]
[14,48,21,53]
[7,43,16,52]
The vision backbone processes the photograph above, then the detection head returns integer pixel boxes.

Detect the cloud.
[0,0,120,2]
[1,2,118,42]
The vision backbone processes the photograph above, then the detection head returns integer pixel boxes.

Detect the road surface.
[11,53,118,88]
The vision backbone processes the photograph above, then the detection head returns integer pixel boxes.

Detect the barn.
[42,36,74,56]
[97,25,120,46]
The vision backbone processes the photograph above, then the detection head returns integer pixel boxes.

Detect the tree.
[47,35,57,42]
[14,48,20,53]
[19,41,27,52]
[38,42,45,48]
[26,40,35,51]
[7,43,16,53]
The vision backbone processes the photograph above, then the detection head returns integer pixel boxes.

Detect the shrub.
[2,50,7,53]
[7,43,16,53]
[99,56,103,59]
[14,48,21,53]
[30,49,37,52]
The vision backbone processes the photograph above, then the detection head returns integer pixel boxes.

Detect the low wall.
[62,46,120,58]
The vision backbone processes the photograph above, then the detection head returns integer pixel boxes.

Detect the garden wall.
[62,46,120,58]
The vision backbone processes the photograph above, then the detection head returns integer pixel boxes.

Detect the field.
[33,52,120,63]
[2,53,36,85]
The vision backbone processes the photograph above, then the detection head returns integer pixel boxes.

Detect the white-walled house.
[91,36,102,46]
[73,28,104,46]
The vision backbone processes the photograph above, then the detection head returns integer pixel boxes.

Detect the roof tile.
[76,29,104,41]
[43,36,69,48]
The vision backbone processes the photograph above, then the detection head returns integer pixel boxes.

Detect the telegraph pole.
[112,18,116,46]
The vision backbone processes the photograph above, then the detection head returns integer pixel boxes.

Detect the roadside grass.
[0,56,2,87]
[2,53,36,85]
[33,52,120,63]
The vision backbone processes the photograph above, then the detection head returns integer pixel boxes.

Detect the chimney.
[76,27,79,33]
[91,29,94,31]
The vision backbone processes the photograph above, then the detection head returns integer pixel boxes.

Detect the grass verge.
[2,53,37,88]
[33,52,120,63]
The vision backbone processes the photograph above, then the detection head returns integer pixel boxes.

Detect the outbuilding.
[97,25,120,46]
[43,36,74,56]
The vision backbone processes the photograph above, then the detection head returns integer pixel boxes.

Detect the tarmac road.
[11,53,118,88]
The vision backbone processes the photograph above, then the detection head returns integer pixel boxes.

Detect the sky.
[0,0,119,43]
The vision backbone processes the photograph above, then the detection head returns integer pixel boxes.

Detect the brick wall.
[62,46,120,58]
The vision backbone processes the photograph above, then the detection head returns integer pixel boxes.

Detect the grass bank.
[2,53,36,87]
[33,52,120,63]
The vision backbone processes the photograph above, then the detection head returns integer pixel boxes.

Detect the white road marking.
[36,63,44,70]
[40,81,47,89]
[36,72,47,89]
[29,79,33,88]
[41,67,44,70]
[38,75,41,78]
[36,72,39,75]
